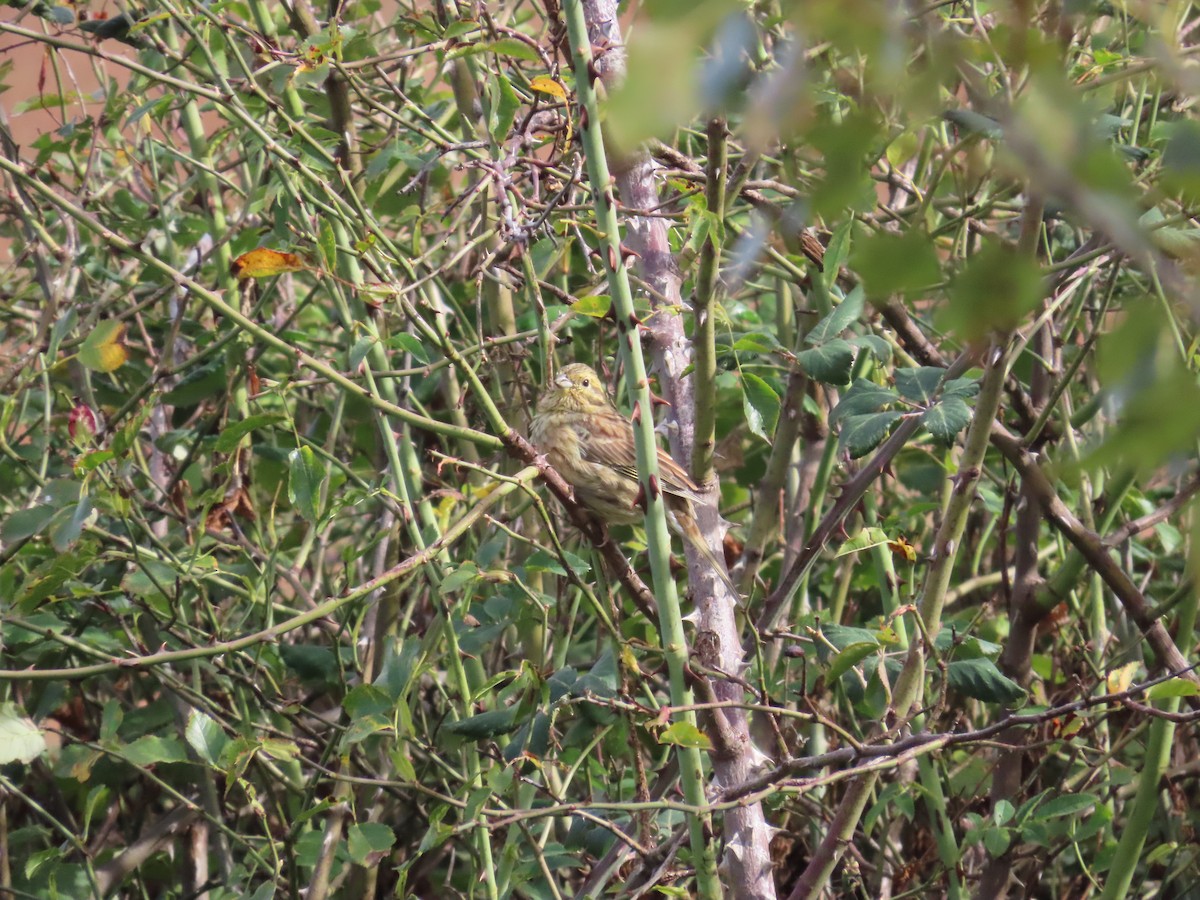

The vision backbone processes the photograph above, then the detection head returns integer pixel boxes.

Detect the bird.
[530,363,738,597]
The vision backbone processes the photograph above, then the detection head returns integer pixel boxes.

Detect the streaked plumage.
[530,363,736,595]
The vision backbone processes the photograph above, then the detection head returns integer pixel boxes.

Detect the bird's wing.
[577,412,700,498]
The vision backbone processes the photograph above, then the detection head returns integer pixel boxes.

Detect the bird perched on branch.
[530,363,737,596]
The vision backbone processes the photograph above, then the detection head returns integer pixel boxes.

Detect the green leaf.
[983,826,1012,857]
[835,527,891,557]
[838,411,905,458]
[742,372,781,441]
[491,72,521,142]
[442,708,520,740]
[0,703,46,764]
[822,220,853,286]
[163,360,227,406]
[922,396,974,442]
[943,108,1004,140]
[571,295,612,318]
[1146,679,1200,701]
[49,496,93,552]
[849,230,941,300]
[827,642,880,681]
[389,332,431,364]
[186,711,229,766]
[348,822,397,866]
[1162,119,1200,200]
[318,218,337,271]
[731,332,786,356]
[1,505,58,543]
[942,241,1044,341]
[851,333,892,363]
[288,446,326,522]
[894,367,946,404]
[830,380,897,425]
[441,562,480,593]
[807,287,864,344]
[946,658,1026,704]
[120,735,189,766]
[658,721,712,750]
[1035,793,1097,819]
[279,643,339,683]
[215,414,286,454]
[797,339,855,385]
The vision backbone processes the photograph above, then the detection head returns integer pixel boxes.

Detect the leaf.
[942,242,1044,341]
[288,446,326,522]
[1146,678,1200,701]
[389,332,431,364]
[1,505,58,543]
[215,414,286,454]
[830,380,898,425]
[529,74,567,101]
[943,108,1005,140]
[442,708,520,740]
[922,396,974,442]
[895,367,947,404]
[49,496,93,552]
[822,220,853,286]
[0,704,46,764]
[835,527,891,557]
[441,562,480,594]
[1036,793,1098,819]
[851,333,893,363]
[946,658,1026,704]
[79,320,128,372]
[162,360,227,406]
[838,411,905,458]
[797,339,855,385]
[279,643,339,683]
[827,642,881,681]
[120,735,189,766]
[231,247,309,280]
[657,721,712,750]
[317,219,337,271]
[488,38,540,61]
[348,823,397,866]
[731,332,785,355]
[983,827,1012,857]
[849,230,941,299]
[742,372,780,441]
[570,294,612,318]
[492,72,521,142]
[806,287,864,344]
[186,710,230,766]
[1105,661,1140,694]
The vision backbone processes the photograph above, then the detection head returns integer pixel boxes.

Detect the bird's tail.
[675,513,741,599]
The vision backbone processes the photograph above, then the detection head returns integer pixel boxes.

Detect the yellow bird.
[530,363,737,597]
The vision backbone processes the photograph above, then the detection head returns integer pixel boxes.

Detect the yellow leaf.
[231,248,309,280]
[530,75,567,101]
[1106,661,1140,694]
[79,321,128,373]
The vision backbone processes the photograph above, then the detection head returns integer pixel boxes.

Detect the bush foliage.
[2,0,1200,897]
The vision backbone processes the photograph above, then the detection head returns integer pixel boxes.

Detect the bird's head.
[539,363,613,413]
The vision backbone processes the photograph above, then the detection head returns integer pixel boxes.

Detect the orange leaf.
[231,248,309,280]
[529,74,567,101]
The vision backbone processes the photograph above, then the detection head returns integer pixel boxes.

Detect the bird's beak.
[554,372,573,390]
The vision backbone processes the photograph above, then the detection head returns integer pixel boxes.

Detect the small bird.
[530,363,737,596]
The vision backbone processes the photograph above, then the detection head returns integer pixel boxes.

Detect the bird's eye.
[581,378,590,387]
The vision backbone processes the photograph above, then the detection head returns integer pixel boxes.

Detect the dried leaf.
[231,248,309,280]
